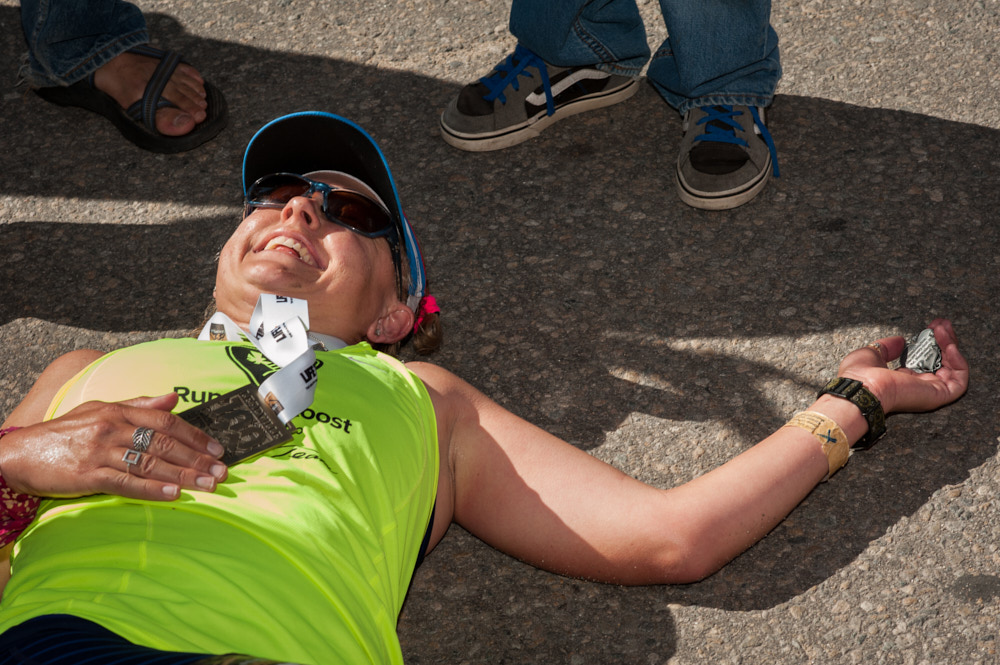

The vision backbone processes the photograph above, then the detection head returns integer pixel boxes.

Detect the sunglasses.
[245,172,406,298]
[244,173,398,242]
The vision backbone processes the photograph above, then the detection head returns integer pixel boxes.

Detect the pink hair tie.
[413,295,440,333]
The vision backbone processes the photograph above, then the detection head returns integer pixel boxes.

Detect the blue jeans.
[20,0,149,87]
[510,0,781,114]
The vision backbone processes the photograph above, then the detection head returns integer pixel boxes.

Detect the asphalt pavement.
[1,0,999,663]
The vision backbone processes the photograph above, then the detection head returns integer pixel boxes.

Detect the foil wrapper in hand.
[900,328,942,373]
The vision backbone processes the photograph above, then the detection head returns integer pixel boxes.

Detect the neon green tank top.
[0,338,438,665]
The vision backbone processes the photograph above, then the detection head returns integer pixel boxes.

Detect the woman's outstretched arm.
[414,319,968,584]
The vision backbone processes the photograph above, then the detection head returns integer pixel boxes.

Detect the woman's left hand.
[836,318,969,415]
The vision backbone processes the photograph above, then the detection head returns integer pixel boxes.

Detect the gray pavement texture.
[1,0,999,663]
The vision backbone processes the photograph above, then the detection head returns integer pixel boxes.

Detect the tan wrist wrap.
[783,411,851,480]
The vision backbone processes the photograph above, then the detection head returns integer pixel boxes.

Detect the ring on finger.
[132,426,154,453]
[865,341,884,359]
[122,449,143,474]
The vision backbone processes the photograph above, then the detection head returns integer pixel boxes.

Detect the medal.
[179,384,293,465]
[190,294,342,465]
[900,328,943,374]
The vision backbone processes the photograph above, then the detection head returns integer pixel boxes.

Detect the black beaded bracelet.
[817,377,886,449]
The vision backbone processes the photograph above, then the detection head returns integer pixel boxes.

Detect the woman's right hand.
[0,393,227,501]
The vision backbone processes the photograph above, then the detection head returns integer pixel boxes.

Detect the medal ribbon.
[198,295,333,425]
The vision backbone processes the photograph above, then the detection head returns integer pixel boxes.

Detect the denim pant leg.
[20,0,149,87]
[509,0,651,77]
[648,0,781,114]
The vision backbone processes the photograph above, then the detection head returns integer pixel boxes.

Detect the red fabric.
[0,427,40,547]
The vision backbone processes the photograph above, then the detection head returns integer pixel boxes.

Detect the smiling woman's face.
[214,172,399,343]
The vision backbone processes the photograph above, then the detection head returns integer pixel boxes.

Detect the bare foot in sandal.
[92,49,209,137]
[35,44,228,153]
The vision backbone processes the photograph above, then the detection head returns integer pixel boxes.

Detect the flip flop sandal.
[35,44,228,154]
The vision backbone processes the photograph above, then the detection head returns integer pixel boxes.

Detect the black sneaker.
[440,44,639,152]
[675,105,779,210]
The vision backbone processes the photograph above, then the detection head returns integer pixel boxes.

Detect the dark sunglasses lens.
[247,174,394,238]
[247,174,312,206]
[326,191,392,236]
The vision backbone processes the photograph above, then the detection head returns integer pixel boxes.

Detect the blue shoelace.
[480,44,555,116]
[693,105,780,177]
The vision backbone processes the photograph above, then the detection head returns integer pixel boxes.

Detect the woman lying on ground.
[0,112,969,664]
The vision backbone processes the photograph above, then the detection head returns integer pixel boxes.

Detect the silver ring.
[132,426,154,452]
[122,448,143,473]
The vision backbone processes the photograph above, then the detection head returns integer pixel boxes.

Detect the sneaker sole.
[440,78,640,152]
[675,154,772,211]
